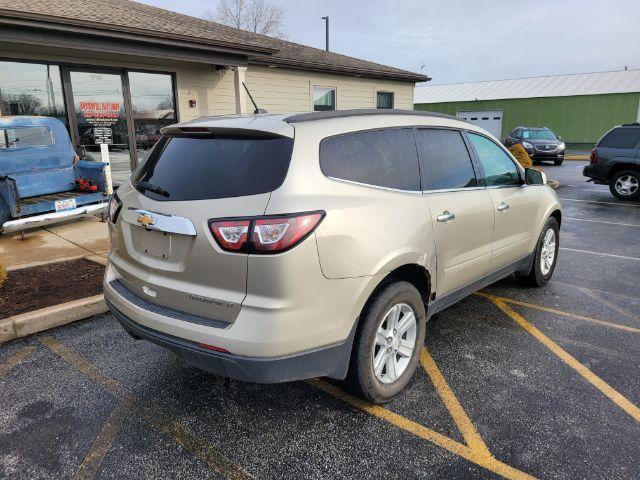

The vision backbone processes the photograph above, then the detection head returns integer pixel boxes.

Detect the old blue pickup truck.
[0,116,110,234]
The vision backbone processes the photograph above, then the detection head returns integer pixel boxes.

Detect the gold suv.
[104,110,561,403]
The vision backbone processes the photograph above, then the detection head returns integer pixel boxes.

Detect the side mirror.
[525,168,546,186]
[557,135,562,140]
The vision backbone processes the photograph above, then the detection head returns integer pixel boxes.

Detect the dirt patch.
[0,259,104,319]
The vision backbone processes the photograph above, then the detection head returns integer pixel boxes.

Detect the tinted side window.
[468,133,521,187]
[598,128,640,149]
[414,129,477,190]
[320,128,420,191]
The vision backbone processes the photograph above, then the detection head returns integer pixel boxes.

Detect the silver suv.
[104,110,561,403]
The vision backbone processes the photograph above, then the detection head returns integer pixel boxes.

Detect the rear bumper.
[1,201,108,234]
[583,164,607,183]
[107,299,355,383]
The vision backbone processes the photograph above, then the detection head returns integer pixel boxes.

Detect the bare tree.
[204,0,286,39]
[7,94,42,115]
[156,97,174,110]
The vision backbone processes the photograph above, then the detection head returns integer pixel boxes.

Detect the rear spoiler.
[160,126,288,139]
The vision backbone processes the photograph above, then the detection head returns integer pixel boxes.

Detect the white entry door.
[457,110,503,140]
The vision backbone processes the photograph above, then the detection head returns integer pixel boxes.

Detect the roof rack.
[286,109,465,124]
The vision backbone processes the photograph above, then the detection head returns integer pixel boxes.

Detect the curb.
[0,294,107,343]
[6,252,108,271]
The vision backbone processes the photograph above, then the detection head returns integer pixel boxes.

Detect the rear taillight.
[590,149,599,164]
[208,211,325,254]
[209,220,250,250]
[107,192,122,223]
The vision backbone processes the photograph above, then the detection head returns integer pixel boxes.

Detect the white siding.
[244,66,414,113]
[175,66,235,121]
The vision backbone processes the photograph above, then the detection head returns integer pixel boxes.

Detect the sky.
[139,0,640,85]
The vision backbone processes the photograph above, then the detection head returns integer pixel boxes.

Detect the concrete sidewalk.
[0,216,109,270]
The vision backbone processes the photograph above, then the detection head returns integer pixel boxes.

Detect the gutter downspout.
[233,66,248,114]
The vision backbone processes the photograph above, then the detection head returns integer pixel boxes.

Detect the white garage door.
[457,110,503,140]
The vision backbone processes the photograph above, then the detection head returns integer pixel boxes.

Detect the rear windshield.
[0,127,53,149]
[598,127,640,149]
[132,135,293,201]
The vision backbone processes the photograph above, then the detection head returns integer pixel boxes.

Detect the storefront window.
[0,61,67,125]
[128,72,176,164]
[1,62,177,185]
[70,71,131,184]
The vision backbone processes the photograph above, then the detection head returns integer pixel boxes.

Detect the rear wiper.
[133,181,170,197]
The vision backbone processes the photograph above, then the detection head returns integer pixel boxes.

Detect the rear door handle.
[437,211,455,223]
[497,202,509,212]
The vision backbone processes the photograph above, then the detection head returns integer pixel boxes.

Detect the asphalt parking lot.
[1,160,639,479]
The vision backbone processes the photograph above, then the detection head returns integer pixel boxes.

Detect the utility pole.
[322,16,329,51]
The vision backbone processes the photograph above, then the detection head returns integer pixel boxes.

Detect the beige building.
[0,0,426,182]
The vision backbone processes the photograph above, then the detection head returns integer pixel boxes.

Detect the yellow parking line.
[0,345,37,379]
[37,336,124,397]
[477,293,640,334]
[39,335,534,478]
[309,379,535,480]
[482,295,640,423]
[135,401,254,480]
[74,396,134,480]
[420,348,491,456]
[38,336,255,480]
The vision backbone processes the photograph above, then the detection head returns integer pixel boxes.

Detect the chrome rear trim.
[121,208,197,236]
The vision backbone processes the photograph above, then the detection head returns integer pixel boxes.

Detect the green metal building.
[414,70,640,149]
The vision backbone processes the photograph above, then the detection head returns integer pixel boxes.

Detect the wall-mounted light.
[189,99,197,108]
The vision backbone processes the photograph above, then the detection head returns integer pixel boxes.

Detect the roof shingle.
[0,0,427,82]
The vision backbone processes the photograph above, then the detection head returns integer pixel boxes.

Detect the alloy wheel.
[614,175,639,197]
[540,228,556,275]
[372,303,417,384]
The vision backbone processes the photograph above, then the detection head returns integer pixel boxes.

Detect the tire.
[554,158,563,166]
[0,196,10,232]
[344,281,426,404]
[609,170,640,201]
[517,217,559,287]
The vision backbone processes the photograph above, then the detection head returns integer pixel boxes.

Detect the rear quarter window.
[598,128,640,149]
[319,128,420,191]
[133,134,293,201]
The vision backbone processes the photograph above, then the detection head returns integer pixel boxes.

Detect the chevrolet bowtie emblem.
[137,213,157,227]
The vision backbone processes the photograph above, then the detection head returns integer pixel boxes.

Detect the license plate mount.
[54,198,77,212]
[138,228,172,259]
